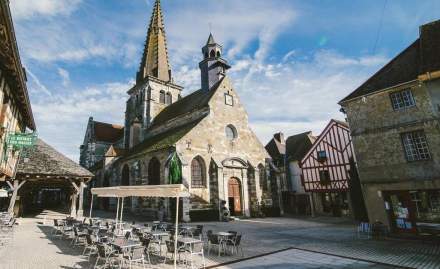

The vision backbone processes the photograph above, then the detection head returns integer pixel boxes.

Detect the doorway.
[228,177,242,216]
[384,191,417,233]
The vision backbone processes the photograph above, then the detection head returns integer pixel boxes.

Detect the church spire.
[137,0,172,83]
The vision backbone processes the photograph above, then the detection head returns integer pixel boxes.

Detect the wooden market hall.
[9,138,93,217]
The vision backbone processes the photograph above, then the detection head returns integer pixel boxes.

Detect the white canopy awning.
[91,184,190,198]
[90,183,189,269]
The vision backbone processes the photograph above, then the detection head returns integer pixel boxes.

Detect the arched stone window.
[148,157,161,185]
[225,125,238,141]
[159,90,165,104]
[217,51,221,58]
[191,156,206,188]
[210,50,215,58]
[121,164,130,186]
[165,92,172,105]
[258,164,266,191]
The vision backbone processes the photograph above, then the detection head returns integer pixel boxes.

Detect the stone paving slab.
[214,248,397,269]
[1,210,440,269]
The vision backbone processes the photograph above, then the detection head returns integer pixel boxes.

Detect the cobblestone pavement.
[1,210,439,269]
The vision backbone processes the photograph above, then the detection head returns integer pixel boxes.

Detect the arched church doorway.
[228,177,242,216]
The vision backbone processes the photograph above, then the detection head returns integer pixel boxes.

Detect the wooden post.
[7,180,26,214]
[70,192,77,217]
[309,193,315,217]
[70,181,80,218]
[7,149,25,215]
[77,181,85,217]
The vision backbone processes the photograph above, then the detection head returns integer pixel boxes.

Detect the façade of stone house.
[79,117,124,169]
[88,0,269,221]
[339,20,440,234]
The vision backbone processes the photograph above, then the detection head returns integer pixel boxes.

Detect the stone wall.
[343,79,440,225]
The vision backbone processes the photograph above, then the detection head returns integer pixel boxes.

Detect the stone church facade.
[83,0,269,221]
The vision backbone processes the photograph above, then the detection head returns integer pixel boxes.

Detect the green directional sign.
[7,132,37,147]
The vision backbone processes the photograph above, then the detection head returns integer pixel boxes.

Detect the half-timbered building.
[300,119,355,217]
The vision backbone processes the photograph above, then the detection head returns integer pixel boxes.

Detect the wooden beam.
[6,181,13,190]
[70,181,79,193]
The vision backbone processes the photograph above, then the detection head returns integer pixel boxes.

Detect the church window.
[165,92,172,104]
[148,157,161,185]
[159,90,165,104]
[191,156,206,188]
[217,51,221,57]
[258,164,267,191]
[225,125,237,141]
[210,50,215,58]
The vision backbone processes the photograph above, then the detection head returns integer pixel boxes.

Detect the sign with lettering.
[7,133,37,147]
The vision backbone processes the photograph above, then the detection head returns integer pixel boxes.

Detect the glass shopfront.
[384,190,440,235]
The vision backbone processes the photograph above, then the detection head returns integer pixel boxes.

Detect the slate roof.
[285,132,316,161]
[118,76,223,161]
[340,19,440,103]
[149,78,222,128]
[94,121,124,143]
[122,119,201,160]
[265,138,285,160]
[17,139,93,178]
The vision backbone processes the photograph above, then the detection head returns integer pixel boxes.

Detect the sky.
[9,0,440,162]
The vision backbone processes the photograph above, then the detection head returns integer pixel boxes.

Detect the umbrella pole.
[116,197,120,224]
[120,197,124,226]
[89,194,94,218]
[173,195,179,269]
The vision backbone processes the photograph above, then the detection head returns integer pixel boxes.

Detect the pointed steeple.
[206,33,216,45]
[137,0,172,83]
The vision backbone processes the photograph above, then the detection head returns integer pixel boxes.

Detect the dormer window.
[317,150,327,162]
[159,90,165,104]
[165,92,172,105]
[390,89,415,110]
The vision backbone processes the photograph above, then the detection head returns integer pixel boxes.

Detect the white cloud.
[25,67,52,96]
[227,50,388,144]
[10,0,81,20]
[57,68,70,87]
[31,79,132,162]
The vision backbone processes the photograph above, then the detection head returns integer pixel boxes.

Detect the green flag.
[169,152,182,184]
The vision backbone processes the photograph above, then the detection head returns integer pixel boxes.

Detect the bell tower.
[124,0,183,149]
[199,33,231,91]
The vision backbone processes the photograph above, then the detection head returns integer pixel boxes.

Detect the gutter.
[418,70,440,82]
[338,79,419,106]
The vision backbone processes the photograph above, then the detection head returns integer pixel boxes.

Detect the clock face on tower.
[225,93,234,106]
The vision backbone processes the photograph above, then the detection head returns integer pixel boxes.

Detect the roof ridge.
[340,39,420,103]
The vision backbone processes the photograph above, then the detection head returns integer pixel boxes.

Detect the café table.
[110,239,142,257]
[213,232,233,256]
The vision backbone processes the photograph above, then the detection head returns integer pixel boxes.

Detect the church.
[81,0,270,221]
